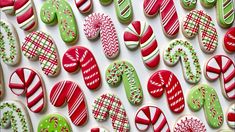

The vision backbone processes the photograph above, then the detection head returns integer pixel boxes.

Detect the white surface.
[1,0,235,132]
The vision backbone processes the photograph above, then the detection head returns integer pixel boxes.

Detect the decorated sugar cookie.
[75,0,93,14]
[62,46,101,90]
[84,12,119,59]
[180,0,197,10]
[148,70,185,113]
[0,0,38,31]
[22,31,60,76]
[182,10,218,53]
[0,100,32,132]
[0,64,4,99]
[226,103,235,129]
[106,60,143,105]
[124,21,160,68]
[9,67,46,113]
[40,0,78,44]
[0,20,20,66]
[174,115,206,132]
[38,113,72,132]
[187,84,224,128]
[224,27,235,53]
[135,105,170,132]
[92,93,130,131]
[205,55,235,100]
[90,127,109,132]
[163,39,201,84]
[99,0,133,23]
[50,80,88,126]
[143,0,180,37]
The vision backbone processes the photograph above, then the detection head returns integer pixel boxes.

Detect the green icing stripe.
[217,0,234,27]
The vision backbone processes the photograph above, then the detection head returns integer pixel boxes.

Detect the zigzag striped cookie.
[9,67,46,113]
[0,64,4,99]
[124,21,160,68]
[205,55,235,100]
[224,27,235,53]
[226,103,235,129]
[75,0,92,13]
[84,12,119,59]
[0,0,37,31]
[135,105,170,132]
[148,70,185,113]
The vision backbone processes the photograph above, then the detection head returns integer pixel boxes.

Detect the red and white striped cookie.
[205,55,235,100]
[90,127,109,132]
[224,27,235,53]
[9,67,46,113]
[84,12,119,59]
[62,46,101,90]
[143,0,180,37]
[148,70,185,113]
[50,80,88,126]
[75,0,92,13]
[124,21,160,68]
[135,105,170,132]
[0,64,4,99]
[0,0,37,31]
[227,103,235,129]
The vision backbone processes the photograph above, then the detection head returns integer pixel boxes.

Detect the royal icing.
[90,127,109,132]
[187,84,224,128]
[164,39,201,84]
[38,113,72,132]
[224,27,235,53]
[9,67,46,113]
[227,103,235,129]
[92,93,130,131]
[84,12,119,59]
[106,61,143,105]
[182,10,218,53]
[62,46,101,90]
[0,0,37,31]
[148,70,185,113]
[205,55,235,100]
[174,115,206,132]
[22,31,60,76]
[0,64,4,99]
[143,0,180,37]
[0,20,20,66]
[0,101,32,132]
[99,0,133,23]
[124,21,160,68]
[50,80,88,126]
[75,0,93,13]
[180,0,197,10]
[135,105,170,132]
[40,0,78,44]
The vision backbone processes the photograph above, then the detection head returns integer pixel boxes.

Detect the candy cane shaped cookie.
[148,70,185,113]
[180,0,197,10]
[0,20,20,66]
[187,84,224,128]
[135,105,170,132]
[62,46,101,90]
[92,93,130,131]
[22,31,60,76]
[90,127,109,132]
[143,0,180,37]
[224,27,235,53]
[40,0,78,44]
[0,0,37,31]
[205,55,235,100]
[75,0,93,13]
[182,10,218,53]
[50,80,88,126]
[163,39,201,84]
[227,103,235,129]
[124,21,160,68]
[84,13,119,59]
[38,113,72,132]
[99,0,133,24]
[0,64,4,99]
[106,60,143,105]
[0,101,32,131]
[173,115,206,132]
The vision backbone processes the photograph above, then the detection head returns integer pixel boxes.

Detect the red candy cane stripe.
[224,27,235,53]
[75,0,92,13]
[50,80,88,126]
[135,105,170,132]
[148,70,185,113]
[205,55,235,100]
[62,46,101,90]
[124,21,160,68]
[9,67,46,113]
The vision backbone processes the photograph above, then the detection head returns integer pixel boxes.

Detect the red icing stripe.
[17,7,33,24]
[0,0,14,7]
[228,113,235,121]
[14,0,29,10]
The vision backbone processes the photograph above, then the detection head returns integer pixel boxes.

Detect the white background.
[1,0,235,132]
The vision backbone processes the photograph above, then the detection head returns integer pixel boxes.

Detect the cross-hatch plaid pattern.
[22,31,58,76]
[92,94,130,132]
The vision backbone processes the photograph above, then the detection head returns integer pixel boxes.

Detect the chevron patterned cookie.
[0,64,4,99]
[75,0,92,13]
[223,27,235,53]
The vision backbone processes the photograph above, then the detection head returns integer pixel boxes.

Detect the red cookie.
[224,27,235,53]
